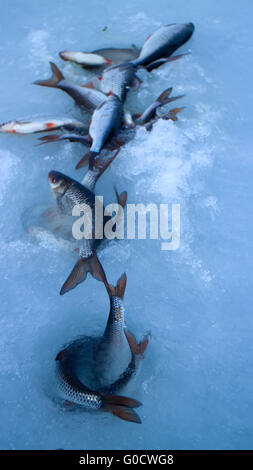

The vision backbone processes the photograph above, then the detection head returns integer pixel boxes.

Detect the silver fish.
[0,118,86,135]
[55,346,142,423]
[135,87,184,126]
[94,274,149,388]
[59,45,140,69]
[59,51,113,67]
[48,170,126,294]
[76,93,123,169]
[100,62,137,101]
[34,62,107,111]
[132,23,195,68]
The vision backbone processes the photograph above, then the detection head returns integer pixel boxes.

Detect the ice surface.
[1,0,253,450]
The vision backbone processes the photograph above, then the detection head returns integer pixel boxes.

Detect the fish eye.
[52,176,57,184]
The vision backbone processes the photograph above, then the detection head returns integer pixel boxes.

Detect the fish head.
[48,170,71,196]
[0,120,19,133]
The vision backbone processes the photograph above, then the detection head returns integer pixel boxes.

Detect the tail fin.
[157,87,172,104]
[125,330,149,356]
[106,273,127,299]
[114,187,127,209]
[89,149,120,177]
[102,394,142,424]
[75,150,98,170]
[166,106,185,121]
[33,62,64,87]
[60,253,107,295]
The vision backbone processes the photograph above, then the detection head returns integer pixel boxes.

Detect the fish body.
[59,46,139,69]
[95,275,132,387]
[34,62,107,111]
[94,275,149,389]
[48,170,126,294]
[89,94,123,154]
[100,62,136,101]
[55,346,142,423]
[0,118,86,135]
[132,23,194,67]
[59,51,112,67]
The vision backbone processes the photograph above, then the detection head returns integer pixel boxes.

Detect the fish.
[59,51,113,67]
[76,93,123,169]
[59,45,140,69]
[34,62,107,111]
[94,274,149,388]
[39,88,184,162]
[0,118,86,135]
[99,62,138,101]
[55,346,142,423]
[131,23,195,68]
[48,169,126,294]
[135,87,185,126]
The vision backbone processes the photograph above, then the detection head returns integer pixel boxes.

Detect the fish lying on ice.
[94,273,149,389]
[55,273,148,423]
[48,168,126,295]
[34,62,107,111]
[38,87,185,165]
[0,118,87,135]
[131,23,195,70]
[59,45,140,68]
[55,345,142,423]
[75,93,123,169]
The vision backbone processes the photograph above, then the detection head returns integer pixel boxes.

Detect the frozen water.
[0,0,253,450]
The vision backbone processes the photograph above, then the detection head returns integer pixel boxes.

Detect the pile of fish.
[1,22,195,424]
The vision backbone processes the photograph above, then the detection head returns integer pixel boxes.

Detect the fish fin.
[165,52,191,62]
[157,87,173,104]
[125,330,149,356]
[37,134,62,145]
[145,53,191,72]
[81,81,95,89]
[102,394,142,423]
[114,187,127,209]
[166,106,185,121]
[75,150,98,170]
[103,394,141,408]
[106,273,127,299]
[60,253,107,295]
[105,404,142,423]
[33,62,64,87]
[89,149,120,177]
[55,348,68,361]
[131,43,140,55]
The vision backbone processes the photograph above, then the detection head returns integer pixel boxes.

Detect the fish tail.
[89,149,120,179]
[157,88,184,106]
[102,394,142,424]
[106,273,127,299]
[167,106,185,121]
[125,330,149,356]
[114,187,127,209]
[75,150,98,170]
[60,253,107,295]
[33,62,64,88]
[157,87,173,104]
